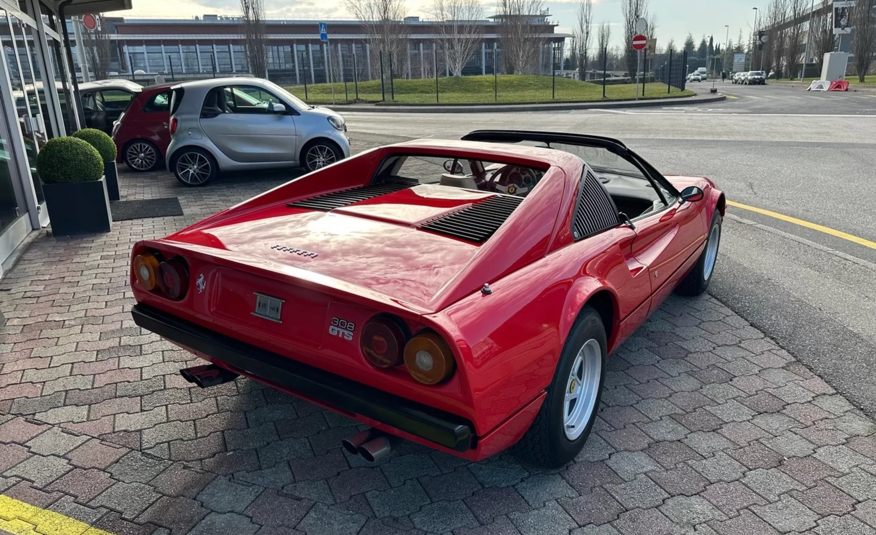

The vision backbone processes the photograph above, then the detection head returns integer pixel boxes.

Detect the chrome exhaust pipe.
[341,430,376,455]
[358,435,391,463]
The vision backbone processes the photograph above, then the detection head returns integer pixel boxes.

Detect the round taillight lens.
[133,253,160,291]
[403,332,455,385]
[157,257,189,300]
[361,319,406,369]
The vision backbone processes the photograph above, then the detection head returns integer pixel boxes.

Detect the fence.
[655,50,688,93]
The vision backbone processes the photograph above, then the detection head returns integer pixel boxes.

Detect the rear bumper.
[131,304,474,452]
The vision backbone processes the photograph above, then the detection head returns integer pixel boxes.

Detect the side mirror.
[680,186,705,203]
[443,159,463,174]
[271,102,287,114]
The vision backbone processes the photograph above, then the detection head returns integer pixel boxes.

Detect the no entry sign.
[82,13,97,31]
[632,34,647,51]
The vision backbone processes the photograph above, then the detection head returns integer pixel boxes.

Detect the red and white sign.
[82,14,98,31]
[632,34,647,51]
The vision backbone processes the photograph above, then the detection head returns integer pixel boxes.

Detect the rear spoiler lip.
[132,238,435,317]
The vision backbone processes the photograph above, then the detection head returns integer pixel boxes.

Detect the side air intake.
[419,195,524,243]
[572,168,619,241]
[288,182,411,211]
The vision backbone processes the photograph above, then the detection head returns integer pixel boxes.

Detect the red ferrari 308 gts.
[130,130,725,467]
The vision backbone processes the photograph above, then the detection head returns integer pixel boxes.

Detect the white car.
[688,74,702,82]
[166,77,351,186]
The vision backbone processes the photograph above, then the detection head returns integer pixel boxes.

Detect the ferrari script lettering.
[329,317,355,341]
[271,244,318,258]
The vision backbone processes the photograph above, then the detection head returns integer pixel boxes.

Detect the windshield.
[751,72,765,76]
[517,141,646,180]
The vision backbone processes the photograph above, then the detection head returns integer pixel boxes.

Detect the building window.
[165,44,182,73]
[215,43,231,73]
[232,44,247,72]
[128,45,146,72]
[146,45,164,72]
[181,45,198,73]
[200,47,215,73]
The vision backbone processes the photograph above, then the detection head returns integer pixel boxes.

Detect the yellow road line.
[725,95,739,100]
[0,495,115,535]
[727,200,876,250]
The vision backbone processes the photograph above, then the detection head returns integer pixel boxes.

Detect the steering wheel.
[491,165,539,196]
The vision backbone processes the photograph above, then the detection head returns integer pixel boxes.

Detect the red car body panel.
[130,138,724,460]
[113,84,173,163]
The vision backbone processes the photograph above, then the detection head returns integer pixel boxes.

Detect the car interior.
[378,147,673,221]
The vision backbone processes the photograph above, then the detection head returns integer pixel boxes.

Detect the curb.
[332,93,726,113]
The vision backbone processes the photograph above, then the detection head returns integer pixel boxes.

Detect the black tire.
[301,139,343,172]
[675,211,722,296]
[170,147,218,187]
[514,306,607,468]
[123,140,161,172]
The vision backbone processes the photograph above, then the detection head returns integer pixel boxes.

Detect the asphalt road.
[344,86,876,417]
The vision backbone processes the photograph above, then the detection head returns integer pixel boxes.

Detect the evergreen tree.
[683,33,696,55]
[697,37,708,59]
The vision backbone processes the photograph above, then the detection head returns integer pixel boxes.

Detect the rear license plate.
[252,292,284,323]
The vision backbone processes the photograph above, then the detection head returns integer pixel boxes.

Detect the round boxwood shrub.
[36,137,104,184]
[72,128,117,162]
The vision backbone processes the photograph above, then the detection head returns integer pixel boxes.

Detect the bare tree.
[763,0,788,76]
[240,0,267,77]
[81,17,112,80]
[812,8,835,72]
[851,0,876,81]
[345,0,409,79]
[783,0,805,78]
[621,0,648,76]
[573,0,593,80]
[497,0,546,74]
[567,33,579,71]
[432,0,483,76]
[596,21,611,71]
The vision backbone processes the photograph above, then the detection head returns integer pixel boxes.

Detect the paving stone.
[419,466,482,502]
[3,480,63,508]
[3,453,71,486]
[9,391,67,415]
[24,427,89,456]
[459,486,529,525]
[108,451,171,483]
[814,445,873,473]
[196,476,263,513]
[0,417,49,443]
[638,418,690,442]
[742,468,807,501]
[90,481,161,520]
[727,441,784,470]
[114,407,167,432]
[813,515,876,535]
[689,452,747,483]
[599,406,650,429]
[297,503,368,535]
[792,481,858,516]
[290,450,349,481]
[48,494,107,525]
[136,496,208,535]
[709,509,781,535]
[66,438,128,469]
[701,481,767,515]
[245,488,314,527]
[854,500,876,529]
[35,405,89,424]
[377,453,440,487]
[644,440,703,469]
[224,422,280,451]
[0,443,30,473]
[558,486,624,525]
[257,437,313,468]
[739,392,787,414]
[673,409,725,433]
[650,463,710,496]
[323,465,389,503]
[660,495,727,527]
[571,525,621,535]
[89,397,141,420]
[508,500,577,535]
[141,389,192,411]
[683,431,736,456]
[142,421,196,449]
[605,474,668,509]
[611,507,683,535]
[235,463,294,489]
[718,422,771,446]
[283,479,335,504]
[831,468,876,501]
[188,512,259,535]
[65,384,117,406]
[762,431,816,457]
[149,464,215,499]
[605,450,661,481]
[574,433,615,462]
[93,510,161,535]
[779,456,841,487]
[45,467,115,503]
[751,494,819,533]
[513,473,577,508]
[600,426,653,452]
[365,479,431,518]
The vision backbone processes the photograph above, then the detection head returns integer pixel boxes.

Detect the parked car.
[111,84,173,172]
[130,129,725,467]
[687,73,702,82]
[744,71,766,85]
[166,77,351,186]
[732,72,745,84]
[79,80,143,134]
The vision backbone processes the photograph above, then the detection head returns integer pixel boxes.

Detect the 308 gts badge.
[329,317,355,341]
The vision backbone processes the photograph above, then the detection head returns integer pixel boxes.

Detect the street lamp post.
[801,0,816,81]
[724,24,730,81]
[752,7,758,71]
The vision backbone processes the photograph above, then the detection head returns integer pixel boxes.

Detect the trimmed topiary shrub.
[36,137,104,184]
[72,128,117,162]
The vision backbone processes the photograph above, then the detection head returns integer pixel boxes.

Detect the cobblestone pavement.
[2,147,876,535]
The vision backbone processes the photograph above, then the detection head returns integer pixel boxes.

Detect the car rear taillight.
[156,256,189,300]
[360,317,408,369]
[169,117,178,135]
[133,252,161,291]
[403,332,456,385]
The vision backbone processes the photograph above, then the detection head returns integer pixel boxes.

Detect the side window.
[143,92,170,113]
[226,86,281,114]
[100,90,134,112]
[81,92,97,112]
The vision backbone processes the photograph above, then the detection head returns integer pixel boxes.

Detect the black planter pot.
[104,161,120,201]
[43,177,112,236]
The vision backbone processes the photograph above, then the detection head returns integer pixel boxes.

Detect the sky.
[120,0,766,51]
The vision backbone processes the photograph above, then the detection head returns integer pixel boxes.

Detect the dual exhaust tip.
[341,429,392,463]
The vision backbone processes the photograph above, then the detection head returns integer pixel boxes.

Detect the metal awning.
[50,0,132,16]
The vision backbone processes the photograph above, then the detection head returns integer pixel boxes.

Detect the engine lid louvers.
[287,182,411,211]
[419,195,524,243]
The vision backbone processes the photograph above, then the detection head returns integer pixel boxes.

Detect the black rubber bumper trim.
[131,304,474,452]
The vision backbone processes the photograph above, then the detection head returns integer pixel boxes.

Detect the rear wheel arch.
[561,279,619,350]
[715,193,726,216]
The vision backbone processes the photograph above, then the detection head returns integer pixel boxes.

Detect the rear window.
[378,155,546,198]
[170,87,185,115]
[143,91,170,113]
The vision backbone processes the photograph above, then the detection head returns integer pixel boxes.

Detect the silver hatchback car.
[166,77,351,186]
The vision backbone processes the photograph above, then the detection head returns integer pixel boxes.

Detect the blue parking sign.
[319,22,328,42]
